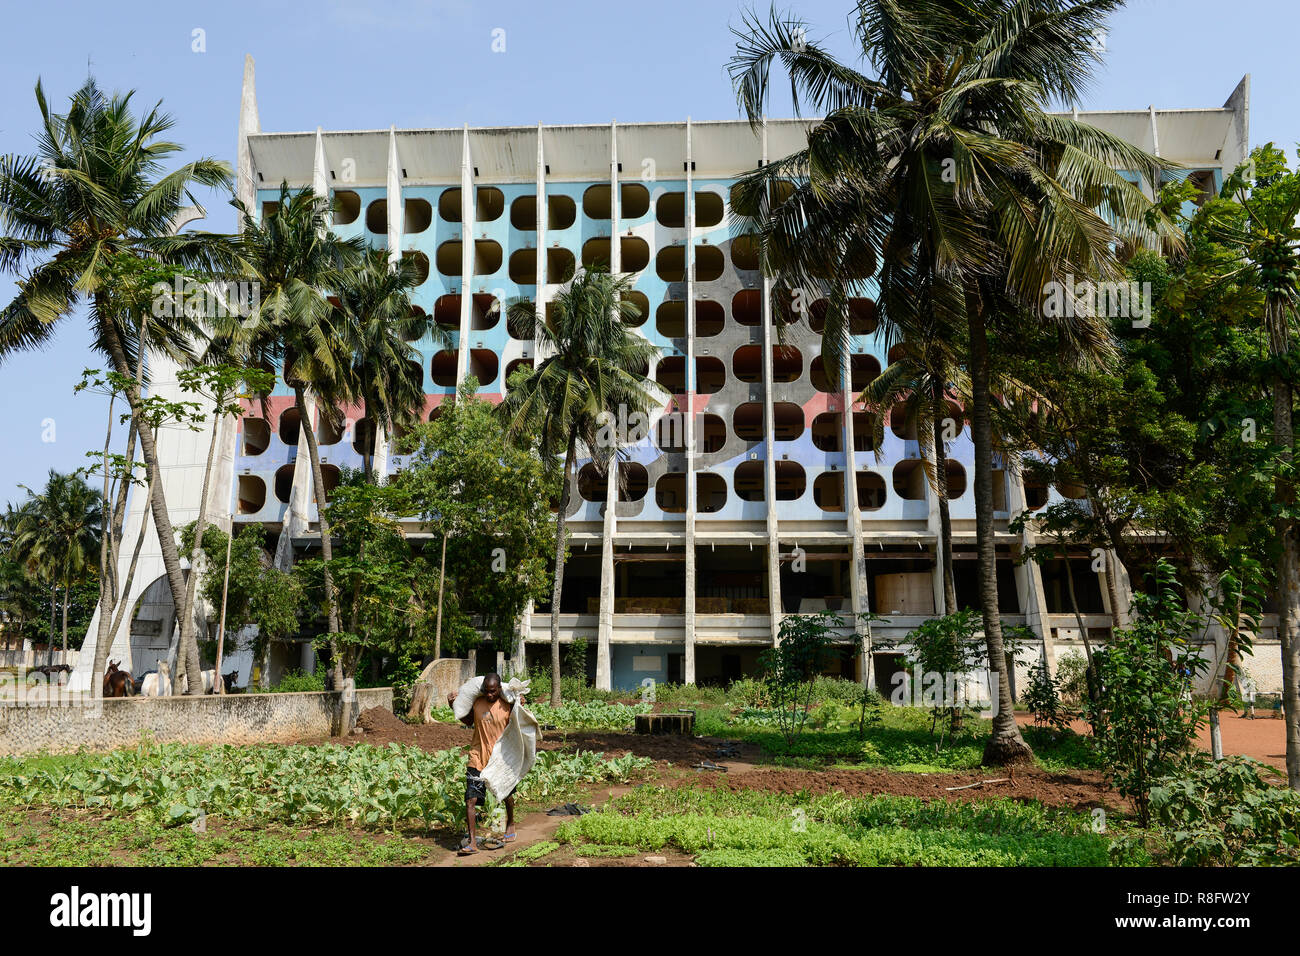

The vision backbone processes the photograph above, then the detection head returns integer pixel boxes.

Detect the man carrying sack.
[447,672,540,856]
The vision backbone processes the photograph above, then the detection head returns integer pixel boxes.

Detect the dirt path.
[1016,711,1289,773]
[429,780,641,867]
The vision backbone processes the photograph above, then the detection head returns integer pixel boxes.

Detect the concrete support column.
[758,121,781,643]
[368,127,404,482]
[1008,463,1054,674]
[534,124,552,361]
[456,126,474,385]
[594,122,620,692]
[274,393,316,570]
[841,344,871,685]
[683,119,698,683]
[926,433,946,615]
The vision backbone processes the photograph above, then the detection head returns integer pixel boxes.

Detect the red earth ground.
[1015,711,1289,773]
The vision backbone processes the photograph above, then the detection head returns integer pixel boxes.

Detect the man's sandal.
[502,832,517,842]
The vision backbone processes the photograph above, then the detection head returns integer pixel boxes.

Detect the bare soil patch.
[695,766,1126,813]
[1017,710,1289,774]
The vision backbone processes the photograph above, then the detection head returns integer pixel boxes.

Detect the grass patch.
[0,810,431,866]
[555,785,1143,867]
[714,705,1099,773]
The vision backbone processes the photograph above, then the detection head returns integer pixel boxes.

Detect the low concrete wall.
[0,687,393,756]
[420,658,475,704]
[0,650,81,669]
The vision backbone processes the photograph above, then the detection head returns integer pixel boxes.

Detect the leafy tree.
[727,1,1177,764]
[1201,144,1300,789]
[0,503,45,646]
[295,472,412,681]
[1023,658,1071,735]
[0,77,234,692]
[882,609,1026,748]
[398,378,557,661]
[758,610,844,749]
[9,470,103,660]
[499,266,660,705]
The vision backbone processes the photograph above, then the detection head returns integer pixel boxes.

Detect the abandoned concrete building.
[72,61,1272,696]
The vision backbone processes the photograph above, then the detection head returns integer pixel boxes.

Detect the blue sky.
[1,0,1296,505]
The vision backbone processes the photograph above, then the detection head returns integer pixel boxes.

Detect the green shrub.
[726,677,769,708]
[693,707,732,737]
[1023,660,1072,733]
[529,700,651,731]
[1149,756,1300,866]
[1085,560,1208,826]
[809,677,867,705]
[757,611,845,749]
[1054,651,1090,704]
[257,668,324,694]
[384,655,423,712]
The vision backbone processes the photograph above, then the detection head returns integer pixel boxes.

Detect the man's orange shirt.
[468,695,513,771]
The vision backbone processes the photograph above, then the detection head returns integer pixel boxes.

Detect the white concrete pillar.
[841,339,871,685]
[457,126,474,385]
[682,119,700,683]
[1008,463,1055,673]
[759,123,781,640]
[595,122,620,692]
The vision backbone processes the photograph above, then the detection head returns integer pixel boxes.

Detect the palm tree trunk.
[100,306,197,694]
[177,392,226,694]
[548,433,578,707]
[295,387,343,689]
[1266,297,1300,790]
[967,296,1032,765]
[60,580,69,657]
[931,381,957,614]
[47,586,55,667]
[434,531,447,659]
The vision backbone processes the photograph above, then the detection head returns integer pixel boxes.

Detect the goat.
[102,660,133,698]
[140,660,172,697]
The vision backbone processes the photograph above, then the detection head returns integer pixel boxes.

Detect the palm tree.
[12,471,102,659]
[334,249,440,478]
[216,182,365,688]
[0,502,44,649]
[728,1,1178,764]
[0,77,232,691]
[1206,157,1300,789]
[499,267,660,705]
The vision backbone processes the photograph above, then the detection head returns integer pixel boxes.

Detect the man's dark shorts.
[465,767,514,802]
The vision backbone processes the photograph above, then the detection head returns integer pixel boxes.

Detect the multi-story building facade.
[73,59,1267,695]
